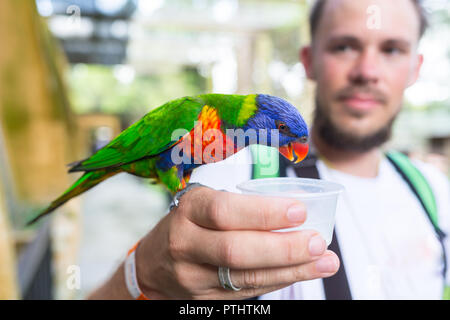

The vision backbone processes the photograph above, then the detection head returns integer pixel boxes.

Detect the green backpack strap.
[445,287,450,300]
[386,150,449,299]
[250,144,280,179]
[386,151,439,228]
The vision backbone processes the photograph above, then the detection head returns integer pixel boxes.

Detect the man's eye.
[333,44,353,53]
[383,47,402,55]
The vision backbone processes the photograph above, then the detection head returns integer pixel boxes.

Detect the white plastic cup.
[236,177,344,245]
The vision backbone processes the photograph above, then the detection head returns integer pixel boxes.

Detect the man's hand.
[133,186,339,299]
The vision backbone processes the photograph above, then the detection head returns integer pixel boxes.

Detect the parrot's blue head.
[243,94,309,164]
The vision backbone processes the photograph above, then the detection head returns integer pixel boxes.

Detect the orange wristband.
[125,241,150,300]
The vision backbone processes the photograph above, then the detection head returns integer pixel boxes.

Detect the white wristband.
[124,243,149,300]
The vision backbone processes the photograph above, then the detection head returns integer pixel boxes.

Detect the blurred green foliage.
[67,64,207,123]
[405,99,450,112]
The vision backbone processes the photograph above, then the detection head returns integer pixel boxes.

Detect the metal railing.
[17,219,53,300]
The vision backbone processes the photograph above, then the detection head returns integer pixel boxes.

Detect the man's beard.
[313,97,398,153]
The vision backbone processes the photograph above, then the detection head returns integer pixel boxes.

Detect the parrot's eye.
[275,120,298,138]
[275,120,289,134]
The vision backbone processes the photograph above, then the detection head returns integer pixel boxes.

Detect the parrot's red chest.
[177,105,243,164]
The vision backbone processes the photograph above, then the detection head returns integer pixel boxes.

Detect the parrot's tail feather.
[67,158,92,172]
[27,169,119,225]
[66,158,87,169]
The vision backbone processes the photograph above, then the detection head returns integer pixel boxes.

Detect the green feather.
[71,96,206,171]
[70,94,257,172]
[237,94,257,126]
[28,93,262,224]
[198,94,257,127]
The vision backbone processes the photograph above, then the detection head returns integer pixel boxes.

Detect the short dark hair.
[309,0,429,40]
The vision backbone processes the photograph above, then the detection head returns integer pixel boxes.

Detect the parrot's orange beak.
[279,140,309,164]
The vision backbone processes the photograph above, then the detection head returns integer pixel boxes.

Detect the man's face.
[302,0,423,151]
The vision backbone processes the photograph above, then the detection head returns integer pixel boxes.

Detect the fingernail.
[316,256,339,273]
[286,205,306,223]
[308,235,326,256]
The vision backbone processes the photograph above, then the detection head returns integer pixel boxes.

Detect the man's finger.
[229,250,339,290]
[218,251,338,299]
[183,225,327,269]
[193,251,338,299]
[179,186,307,231]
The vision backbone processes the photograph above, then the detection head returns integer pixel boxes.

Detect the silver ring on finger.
[218,267,242,291]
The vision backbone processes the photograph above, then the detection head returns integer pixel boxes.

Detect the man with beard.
[89,0,450,300]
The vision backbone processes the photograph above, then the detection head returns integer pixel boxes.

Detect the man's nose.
[348,48,380,85]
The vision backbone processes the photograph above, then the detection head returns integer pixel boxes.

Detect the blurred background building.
[0,0,448,299]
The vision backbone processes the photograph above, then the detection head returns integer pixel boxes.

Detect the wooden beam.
[0,0,81,299]
[0,125,19,300]
[0,0,76,210]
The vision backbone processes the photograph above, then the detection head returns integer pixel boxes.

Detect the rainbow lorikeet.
[28,94,309,224]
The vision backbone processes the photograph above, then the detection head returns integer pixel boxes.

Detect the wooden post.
[0,0,81,299]
[0,126,19,300]
[0,186,19,300]
[0,0,76,211]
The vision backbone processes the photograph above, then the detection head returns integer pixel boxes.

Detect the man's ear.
[300,46,315,80]
[407,53,424,87]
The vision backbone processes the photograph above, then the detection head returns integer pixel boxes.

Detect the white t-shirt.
[189,147,450,300]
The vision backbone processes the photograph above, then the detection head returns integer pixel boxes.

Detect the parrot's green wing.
[70,96,206,172]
